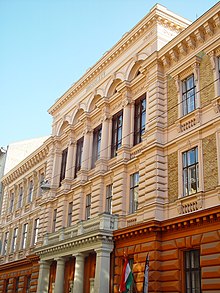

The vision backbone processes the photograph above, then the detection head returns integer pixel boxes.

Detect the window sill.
[176,108,201,133]
[176,191,204,214]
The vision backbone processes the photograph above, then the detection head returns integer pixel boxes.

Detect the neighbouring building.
[0,2,220,293]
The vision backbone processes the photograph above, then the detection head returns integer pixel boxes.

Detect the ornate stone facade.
[0,2,220,293]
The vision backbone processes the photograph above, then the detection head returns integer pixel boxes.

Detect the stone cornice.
[159,2,220,69]
[113,205,220,240]
[1,137,52,186]
[48,5,190,116]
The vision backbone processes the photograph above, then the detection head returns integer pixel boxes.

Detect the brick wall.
[168,151,178,202]
[200,53,215,108]
[203,133,218,192]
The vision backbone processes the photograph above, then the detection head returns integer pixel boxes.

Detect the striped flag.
[143,253,149,293]
[119,257,133,292]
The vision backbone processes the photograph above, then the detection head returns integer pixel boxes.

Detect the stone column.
[73,253,85,293]
[51,139,62,188]
[100,113,111,161]
[94,248,112,293]
[122,95,133,148]
[54,257,65,293]
[36,260,50,293]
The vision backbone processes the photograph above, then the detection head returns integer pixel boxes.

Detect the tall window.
[4,279,9,293]
[33,218,39,245]
[39,173,45,196]
[21,223,28,249]
[111,111,123,157]
[14,277,19,293]
[52,209,57,232]
[106,184,113,214]
[25,276,31,293]
[92,125,102,168]
[27,180,34,203]
[9,192,14,213]
[183,147,199,196]
[2,231,9,255]
[67,202,73,227]
[182,74,196,116]
[134,94,146,145]
[75,137,84,177]
[11,227,18,252]
[129,172,139,213]
[184,250,201,293]
[85,194,91,220]
[59,148,68,185]
[18,186,23,208]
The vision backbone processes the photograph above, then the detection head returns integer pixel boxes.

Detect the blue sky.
[0,0,218,147]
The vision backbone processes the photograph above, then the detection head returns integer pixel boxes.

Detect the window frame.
[33,218,39,245]
[106,184,113,214]
[52,209,57,232]
[85,194,91,220]
[182,74,196,116]
[38,172,45,196]
[111,110,123,158]
[59,148,68,185]
[2,231,9,255]
[21,223,28,249]
[25,275,31,293]
[67,202,73,227]
[92,124,102,168]
[11,227,18,252]
[182,147,199,196]
[129,172,139,214]
[134,94,146,145]
[75,137,84,177]
[184,249,201,293]
[18,185,23,208]
[27,179,34,203]
[9,191,14,213]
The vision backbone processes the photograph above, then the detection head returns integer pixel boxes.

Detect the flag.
[143,253,149,293]
[119,257,133,292]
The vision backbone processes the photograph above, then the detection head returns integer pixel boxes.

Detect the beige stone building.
[0,2,220,293]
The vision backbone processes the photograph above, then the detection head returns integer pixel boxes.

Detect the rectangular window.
[18,186,23,208]
[92,125,102,168]
[183,147,199,196]
[129,172,139,213]
[52,209,57,232]
[11,227,18,252]
[67,202,73,227]
[75,137,84,177]
[28,180,34,203]
[33,218,39,245]
[111,111,123,157]
[85,194,91,220]
[134,94,146,145]
[59,148,68,185]
[2,231,9,255]
[4,279,9,293]
[184,249,201,293]
[14,277,19,293]
[25,276,31,293]
[21,223,28,249]
[106,184,113,214]
[39,173,45,196]
[182,74,196,116]
[9,192,14,213]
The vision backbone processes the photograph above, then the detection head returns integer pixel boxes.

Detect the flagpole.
[143,253,149,293]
